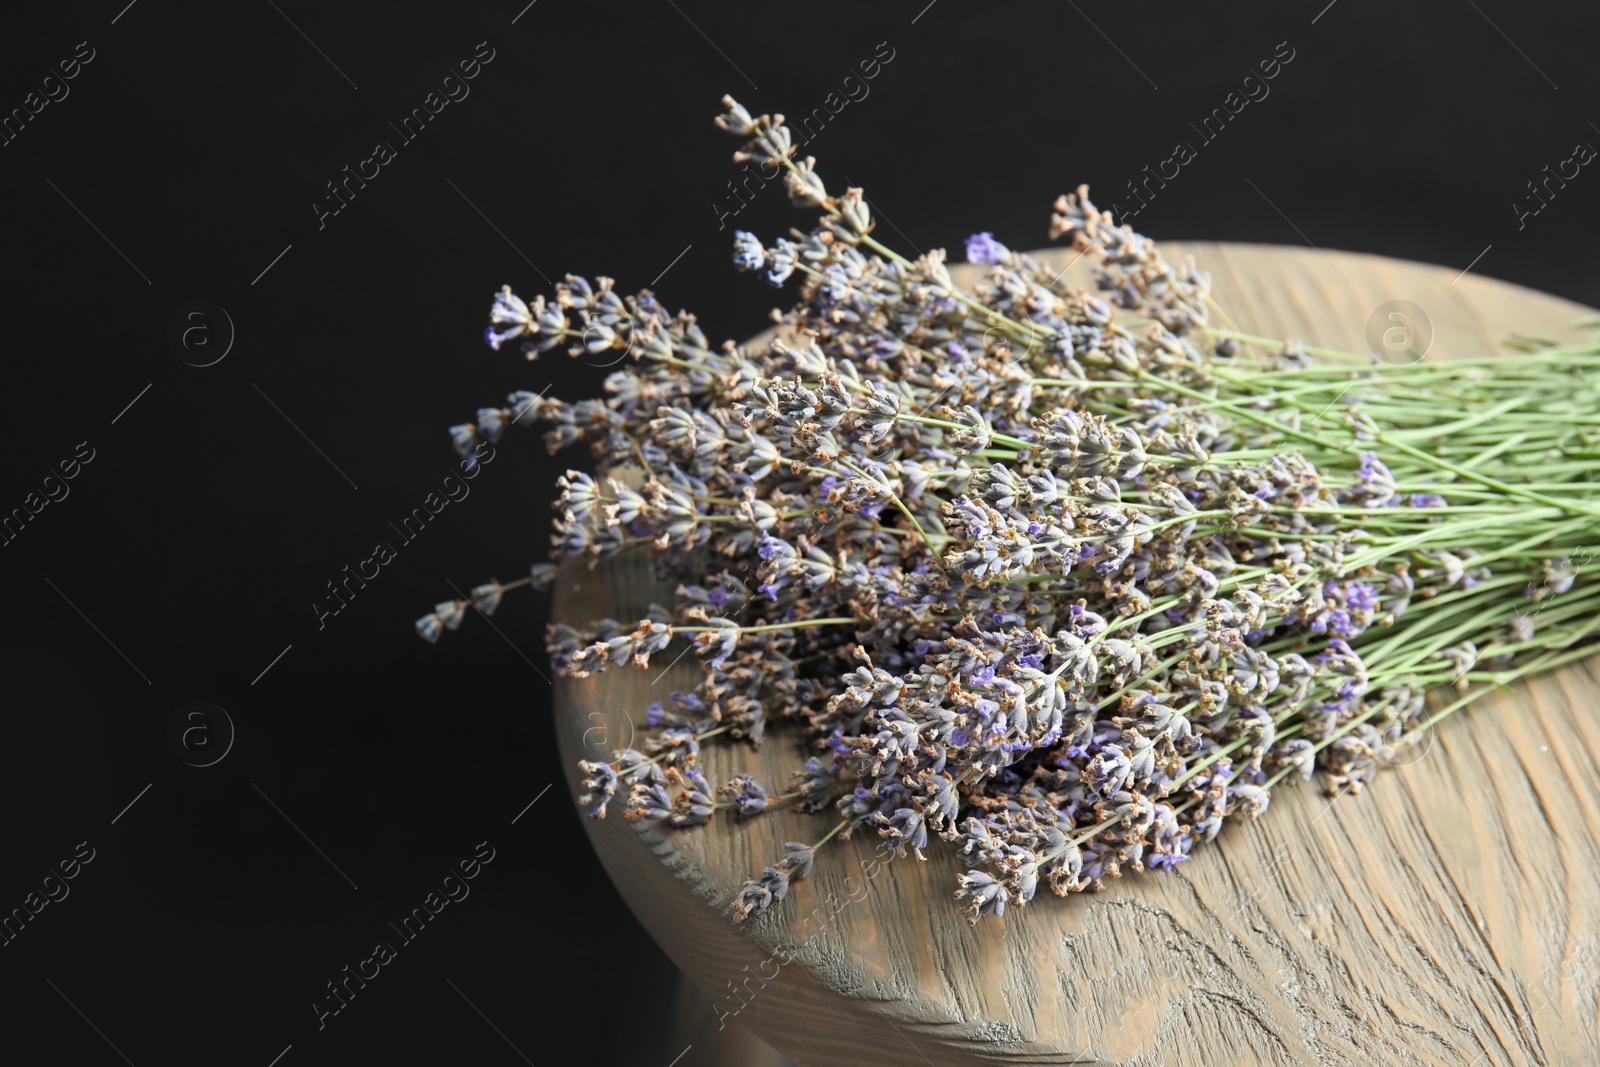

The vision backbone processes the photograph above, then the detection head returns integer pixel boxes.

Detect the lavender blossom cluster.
[416,96,1585,926]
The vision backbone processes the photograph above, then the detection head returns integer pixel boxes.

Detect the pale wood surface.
[553,244,1600,1067]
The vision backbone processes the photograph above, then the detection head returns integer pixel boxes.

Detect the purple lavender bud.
[713,95,758,137]
[757,535,792,561]
[1228,783,1270,819]
[476,407,509,443]
[875,807,928,856]
[955,870,1009,923]
[624,781,673,822]
[1545,557,1577,595]
[469,581,504,616]
[781,842,815,879]
[691,620,741,668]
[506,390,541,426]
[731,865,792,924]
[726,773,770,813]
[434,600,468,631]
[669,769,717,828]
[1277,738,1317,782]
[615,748,665,786]
[648,728,701,766]
[1345,581,1378,613]
[528,562,557,592]
[486,286,532,350]
[964,231,1008,265]
[449,423,481,461]
[765,238,798,287]
[732,231,766,273]
[793,757,837,812]
[577,760,619,818]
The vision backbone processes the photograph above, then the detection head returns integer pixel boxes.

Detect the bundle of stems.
[417,95,1600,924]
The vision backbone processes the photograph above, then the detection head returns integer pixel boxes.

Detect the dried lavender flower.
[412,91,1600,928]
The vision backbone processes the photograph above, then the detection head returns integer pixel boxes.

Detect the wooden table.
[553,243,1600,1066]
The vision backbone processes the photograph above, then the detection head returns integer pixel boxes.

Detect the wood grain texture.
[553,244,1600,1067]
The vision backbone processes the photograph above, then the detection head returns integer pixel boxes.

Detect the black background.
[2,2,1597,1065]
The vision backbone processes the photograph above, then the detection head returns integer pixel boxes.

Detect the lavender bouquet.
[417,97,1600,925]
